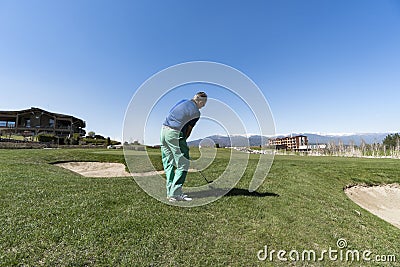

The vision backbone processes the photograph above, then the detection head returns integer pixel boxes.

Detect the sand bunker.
[55,162,132,177]
[55,161,205,180]
[345,184,400,229]
[54,161,198,177]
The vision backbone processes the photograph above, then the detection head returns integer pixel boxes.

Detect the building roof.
[271,135,307,140]
[0,107,86,128]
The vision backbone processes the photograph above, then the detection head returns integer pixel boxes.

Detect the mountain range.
[188,133,394,147]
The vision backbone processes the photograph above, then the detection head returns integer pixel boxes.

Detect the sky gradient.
[1,0,400,143]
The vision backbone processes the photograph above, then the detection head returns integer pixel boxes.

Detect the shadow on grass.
[188,187,279,199]
[227,188,279,197]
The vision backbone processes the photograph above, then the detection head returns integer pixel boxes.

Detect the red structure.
[268,135,308,150]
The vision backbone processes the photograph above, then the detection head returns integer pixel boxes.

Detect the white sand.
[55,162,132,177]
[55,161,199,177]
[345,184,400,229]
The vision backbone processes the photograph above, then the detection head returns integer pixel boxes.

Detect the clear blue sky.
[1,0,400,144]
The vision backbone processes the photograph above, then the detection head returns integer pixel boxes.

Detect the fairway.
[1,148,399,266]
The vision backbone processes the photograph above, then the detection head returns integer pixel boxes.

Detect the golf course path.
[345,184,400,229]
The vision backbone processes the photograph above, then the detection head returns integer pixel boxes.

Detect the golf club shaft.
[198,169,211,184]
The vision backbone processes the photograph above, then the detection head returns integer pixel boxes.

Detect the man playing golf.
[161,92,207,202]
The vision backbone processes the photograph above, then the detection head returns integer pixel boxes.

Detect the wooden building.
[0,107,86,138]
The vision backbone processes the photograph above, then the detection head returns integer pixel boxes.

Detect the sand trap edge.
[344,183,400,229]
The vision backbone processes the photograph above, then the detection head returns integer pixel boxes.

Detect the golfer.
[161,92,207,202]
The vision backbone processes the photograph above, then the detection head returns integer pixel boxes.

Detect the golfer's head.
[193,91,207,109]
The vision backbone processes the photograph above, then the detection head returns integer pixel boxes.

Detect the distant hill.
[188,133,393,147]
[188,135,268,147]
[296,133,390,146]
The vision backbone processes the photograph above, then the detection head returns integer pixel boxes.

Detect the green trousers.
[160,126,190,197]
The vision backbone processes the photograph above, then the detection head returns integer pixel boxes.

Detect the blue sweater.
[163,99,200,136]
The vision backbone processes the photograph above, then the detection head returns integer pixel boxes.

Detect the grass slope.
[0,149,399,266]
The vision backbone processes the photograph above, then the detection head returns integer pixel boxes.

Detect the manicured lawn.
[0,148,399,266]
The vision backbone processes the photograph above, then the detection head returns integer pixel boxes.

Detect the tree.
[71,133,81,145]
[94,134,105,140]
[64,137,70,145]
[87,131,95,138]
[132,140,140,145]
[383,133,400,149]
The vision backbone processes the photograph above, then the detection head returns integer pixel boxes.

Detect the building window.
[0,121,15,127]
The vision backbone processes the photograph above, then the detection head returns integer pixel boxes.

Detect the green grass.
[1,148,400,266]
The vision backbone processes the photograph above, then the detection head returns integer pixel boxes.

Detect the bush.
[37,134,57,143]
[81,138,106,145]
[94,134,105,140]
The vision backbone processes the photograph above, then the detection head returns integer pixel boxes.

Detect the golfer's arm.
[185,125,193,139]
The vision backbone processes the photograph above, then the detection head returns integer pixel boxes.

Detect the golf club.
[197,169,213,184]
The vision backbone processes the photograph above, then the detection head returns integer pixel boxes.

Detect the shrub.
[94,134,105,140]
[37,134,57,143]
